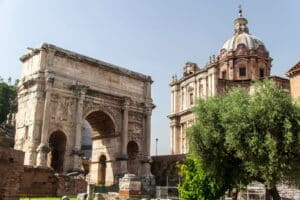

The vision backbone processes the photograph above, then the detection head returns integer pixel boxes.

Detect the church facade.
[286,61,300,102]
[168,9,289,155]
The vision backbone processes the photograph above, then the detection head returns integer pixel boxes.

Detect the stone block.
[119,174,141,198]
[77,193,87,200]
[61,196,70,200]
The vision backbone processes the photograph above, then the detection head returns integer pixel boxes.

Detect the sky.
[0,0,299,155]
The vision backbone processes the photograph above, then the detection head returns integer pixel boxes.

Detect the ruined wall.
[0,146,24,200]
[151,154,186,186]
[56,175,87,196]
[20,166,57,197]
[20,166,87,197]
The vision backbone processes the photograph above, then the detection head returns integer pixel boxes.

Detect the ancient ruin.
[14,43,155,188]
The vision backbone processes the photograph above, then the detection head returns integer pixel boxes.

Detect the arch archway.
[48,130,67,173]
[85,110,116,185]
[127,141,139,174]
[85,110,115,139]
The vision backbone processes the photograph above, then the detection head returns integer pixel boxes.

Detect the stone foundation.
[20,166,57,197]
[20,166,87,197]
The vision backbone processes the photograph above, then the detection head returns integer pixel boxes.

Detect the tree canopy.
[180,80,300,200]
[0,81,17,124]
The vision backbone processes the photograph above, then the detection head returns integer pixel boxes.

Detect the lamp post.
[155,138,158,156]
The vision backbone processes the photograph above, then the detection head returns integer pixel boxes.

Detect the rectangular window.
[190,93,194,105]
[259,68,264,78]
[181,87,185,109]
[239,67,246,77]
[222,71,226,79]
[199,83,203,97]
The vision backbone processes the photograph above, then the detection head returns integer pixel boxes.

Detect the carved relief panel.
[128,111,144,148]
[50,93,75,123]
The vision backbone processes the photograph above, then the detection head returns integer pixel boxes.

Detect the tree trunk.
[265,188,271,200]
[231,188,238,200]
[268,186,281,200]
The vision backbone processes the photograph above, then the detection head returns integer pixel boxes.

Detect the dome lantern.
[234,5,249,35]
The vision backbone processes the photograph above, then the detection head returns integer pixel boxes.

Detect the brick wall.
[56,175,87,196]
[20,166,58,197]
[0,146,24,200]
[151,154,186,186]
[20,166,87,197]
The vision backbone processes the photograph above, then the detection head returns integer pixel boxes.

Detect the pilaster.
[72,83,89,170]
[36,74,54,167]
[117,97,130,174]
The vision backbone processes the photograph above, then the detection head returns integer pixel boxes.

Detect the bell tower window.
[239,67,246,77]
[259,68,265,78]
[189,93,194,105]
[222,71,227,79]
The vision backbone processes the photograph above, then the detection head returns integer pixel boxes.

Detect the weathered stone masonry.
[15,43,155,186]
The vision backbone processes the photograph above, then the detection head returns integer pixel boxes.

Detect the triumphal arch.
[14,43,155,186]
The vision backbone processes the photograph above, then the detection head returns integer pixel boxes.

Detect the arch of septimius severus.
[14,43,155,186]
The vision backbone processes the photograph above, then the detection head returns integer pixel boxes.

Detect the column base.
[119,174,141,198]
[71,148,83,171]
[36,143,49,167]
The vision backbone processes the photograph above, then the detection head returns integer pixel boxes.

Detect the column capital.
[122,97,130,110]
[144,104,155,116]
[45,76,54,91]
[70,82,89,96]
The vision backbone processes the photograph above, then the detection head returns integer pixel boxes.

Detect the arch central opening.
[83,110,116,185]
[86,110,115,139]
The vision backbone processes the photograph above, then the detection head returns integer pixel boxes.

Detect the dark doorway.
[99,155,107,184]
[127,141,139,174]
[48,131,67,173]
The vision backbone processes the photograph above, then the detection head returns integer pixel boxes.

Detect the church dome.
[222,32,265,51]
[221,6,266,51]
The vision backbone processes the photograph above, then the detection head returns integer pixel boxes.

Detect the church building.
[168,8,289,155]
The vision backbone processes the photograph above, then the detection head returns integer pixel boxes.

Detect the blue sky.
[1,0,299,155]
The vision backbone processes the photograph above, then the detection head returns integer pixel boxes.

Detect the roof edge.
[20,43,153,83]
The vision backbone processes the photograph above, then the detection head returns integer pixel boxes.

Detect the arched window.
[239,67,246,77]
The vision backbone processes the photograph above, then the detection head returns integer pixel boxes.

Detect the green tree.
[183,80,300,200]
[178,156,232,200]
[0,82,17,124]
